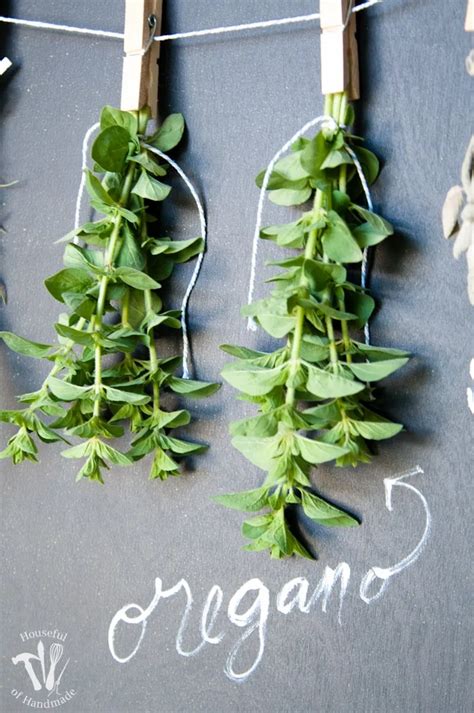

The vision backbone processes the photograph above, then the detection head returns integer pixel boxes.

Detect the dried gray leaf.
[467,243,474,305]
[461,137,474,193]
[453,223,472,258]
[466,49,474,77]
[442,185,464,238]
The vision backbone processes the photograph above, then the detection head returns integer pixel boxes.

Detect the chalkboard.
[1,1,472,712]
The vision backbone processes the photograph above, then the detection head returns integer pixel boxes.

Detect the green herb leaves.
[218,92,408,559]
[0,105,218,483]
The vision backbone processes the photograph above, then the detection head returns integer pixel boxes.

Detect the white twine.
[247,114,337,331]
[345,144,373,344]
[144,144,206,380]
[74,121,100,236]
[247,120,374,346]
[73,129,206,379]
[0,1,381,44]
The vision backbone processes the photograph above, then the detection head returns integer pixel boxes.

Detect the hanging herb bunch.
[217,93,409,559]
[0,105,218,483]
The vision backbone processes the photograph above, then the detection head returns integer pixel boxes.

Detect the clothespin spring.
[125,14,157,57]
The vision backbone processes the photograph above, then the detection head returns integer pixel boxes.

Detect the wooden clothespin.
[466,0,474,32]
[320,0,359,100]
[121,0,162,117]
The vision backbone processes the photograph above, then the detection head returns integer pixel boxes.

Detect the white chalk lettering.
[108,466,430,682]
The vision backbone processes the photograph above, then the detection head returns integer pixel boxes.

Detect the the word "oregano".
[0,106,218,483]
[217,92,409,560]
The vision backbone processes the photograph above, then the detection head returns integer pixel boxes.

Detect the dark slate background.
[1,1,472,711]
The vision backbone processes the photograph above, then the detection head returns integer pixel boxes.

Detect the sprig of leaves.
[0,106,219,483]
[217,92,409,559]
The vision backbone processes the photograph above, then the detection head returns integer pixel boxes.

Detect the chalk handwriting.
[109,466,430,682]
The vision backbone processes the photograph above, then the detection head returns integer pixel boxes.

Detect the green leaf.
[300,335,330,363]
[231,435,279,470]
[353,342,410,359]
[313,301,357,321]
[352,222,392,248]
[63,243,104,271]
[242,514,273,540]
[100,105,138,136]
[212,487,268,512]
[344,291,375,327]
[352,146,379,185]
[295,435,348,464]
[287,531,314,559]
[351,411,403,440]
[48,378,90,402]
[0,332,52,359]
[115,266,160,290]
[269,186,312,206]
[300,131,331,180]
[300,490,359,527]
[129,151,166,176]
[351,205,393,240]
[126,289,161,329]
[96,440,132,466]
[85,170,115,206]
[302,259,332,291]
[260,221,305,248]
[230,410,280,438]
[243,296,296,338]
[321,148,352,169]
[349,357,409,382]
[303,401,340,427]
[132,171,171,202]
[305,363,364,398]
[271,509,291,554]
[117,226,145,270]
[104,386,150,405]
[222,362,288,396]
[155,409,191,429]
[150,448,180,479]
[61,441,91,459]
[149,237,204,263]
[258,313,295,339]
[271,152,310,181]
[160,435,206,455]
[115,205,139,224]
[54,323,94,346]
[92,126,131,173]
[322,211,363,263]
[142,311,181,331]
[220,344,270,360]
[45,268,94,303]
[332,189,351,212]
[149,113,185,151]
[167,376,220,398]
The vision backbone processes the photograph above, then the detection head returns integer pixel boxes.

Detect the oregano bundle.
[0,105,218,483]
[217,92,409,559]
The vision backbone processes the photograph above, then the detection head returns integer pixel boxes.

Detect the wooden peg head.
[320,0,359,100]
[120,0,162,118]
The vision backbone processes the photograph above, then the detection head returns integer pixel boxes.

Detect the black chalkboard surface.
[1,1,473,712]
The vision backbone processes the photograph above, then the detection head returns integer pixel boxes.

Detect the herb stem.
[93,163,136,417]
[144,288,160,417]
[285,193,324,406]
[336,91,353,365]
[121,289,130,327]
[285,94,338,405]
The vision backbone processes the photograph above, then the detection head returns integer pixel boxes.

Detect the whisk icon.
[46,643,63,691]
